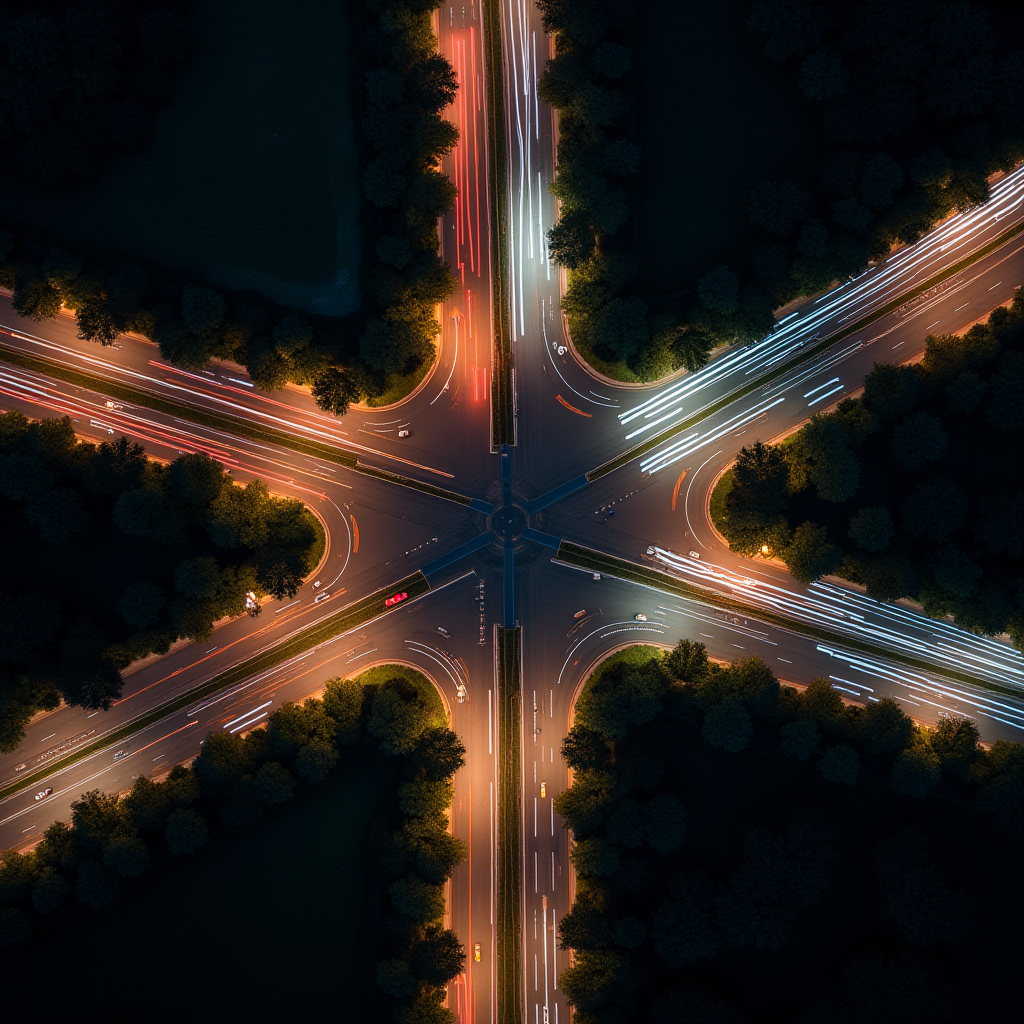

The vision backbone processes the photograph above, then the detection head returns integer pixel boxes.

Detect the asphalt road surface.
[1,4,1024,1022]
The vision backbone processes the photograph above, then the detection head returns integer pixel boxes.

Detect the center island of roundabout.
[0,1,1022,1022]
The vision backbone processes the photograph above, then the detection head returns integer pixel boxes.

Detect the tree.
[32,869,72,914]
[168,452,226,509]
[859,152,905,209]
[295,740,338,785]
[411,727,466,781]
[643,794,687,852]
[931,544,982,598]
[722,442,791,555]
[125,775,173,832]
[253,762,296,805]
[397,817,467,883]
[547,210,594,269]
[589,296,649,361]
[797,219,830,258]
[71,790,131,855]
[701,700,753,753]
[0,907,31,948]
[890,743,942,798]
[192,730,250,799]
[819,743,860,785]
[604,799,645,849]
[376,958,416,998]
[559,949,621,1014]
[103,833,151,879]
[902,477,970,543]
[88,436,147,495]
[399,778,454,818]
[603,139,640,176]
[411,928,465,985]
[783,522,841,584]
[553,771,614,835]
[671,326,717,373]
[848,506,893,552]
[118,581,166,628]
[164,808,209,856]
[368,679,435,756]
[874,829,972,945]
[931,716,980,778]
[780,719,820,761]
[311,367,361,416]
[612,916,646,949]
[976,764,1024,837]
[863,362,918,419]
[890,412,948,470]
[322,677,365,745]
[859,698,914,757]
[575,658,666,740]
[207,479,273,549]
[799,47,848,101]
[561,725,611,772]
[972,493,1023,557]
[24,486,89,544]
[75,858,121,909]
[698,267,740,314]
[571,837,622,877]
[747,180,808,236]
[665,639,710,684]
[113,486,185,545]
[180,285,225,338]
[650,987,744,1024]
[389,874,446,926]
[267,700,336,760]
[748,0,824,63]
[651,872,720,967]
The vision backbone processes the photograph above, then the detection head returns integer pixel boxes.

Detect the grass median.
[553,541,1020,697]
[481,0,514,447]
[587,217,1024,481]
[495,624,523,1024]
[0,571,430,804]
[0,340,474,507]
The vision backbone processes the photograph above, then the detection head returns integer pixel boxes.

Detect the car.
[112,749,127,761]
[312,580,322,589]
[689,550,701,559]
[635,613,647,621]
[437,627,450,638]
[314,592,331,604]
[34,788,52,801]
[540,782,546,798]
[474,942,481,962]
[398,429,410,438]
[573,609,587,619]
[385,591,409,608]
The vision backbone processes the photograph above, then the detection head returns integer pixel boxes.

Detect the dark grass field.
[631,0,817,294]
[0,1,362,317]
[0,754,395,1023]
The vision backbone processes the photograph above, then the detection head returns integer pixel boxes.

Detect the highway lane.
[0,568,503,1024]
[0,369,481,790]
[515,554,1024,1024]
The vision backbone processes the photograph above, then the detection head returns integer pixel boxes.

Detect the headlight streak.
[650,548,1024,686]
[639,397,785,474]
[617,165,1024,433]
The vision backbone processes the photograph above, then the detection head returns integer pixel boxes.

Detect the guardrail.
[494,624,523,1023]
[553,541,1019,696]
[0,571,431,803]
[588,217,1024,481]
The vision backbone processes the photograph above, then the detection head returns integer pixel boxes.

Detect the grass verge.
[0,339,474,507]
[553,541,1020,697]
[709,468,733,537]
[0,571,430,803]
[482,0,514,447]
[495,624,523,1024]
[587,217,1024,481]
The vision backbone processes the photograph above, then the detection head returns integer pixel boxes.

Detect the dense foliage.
[0,411,323,750]
[0,0,459,411]
[0,1,192,181]
[0,669,468,1024]
[716,290,1024,646]
[556,644,1022,1022]
[540,0,1024,379]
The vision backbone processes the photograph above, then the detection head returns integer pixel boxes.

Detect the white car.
[34,788,52,801]
[398,429,410,438]
[635,613,648,622]
[689,550,701,559]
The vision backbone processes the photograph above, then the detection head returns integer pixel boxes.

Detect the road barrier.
[494,624,523,1024]
[553,541,1020,696]
[0,572,431,804]
[482,0,514,447]
[0,341,475,507]
[587,217,1024,481]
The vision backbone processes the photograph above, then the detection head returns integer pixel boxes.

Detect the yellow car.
[540,782,547,798]
[474,942,481,962]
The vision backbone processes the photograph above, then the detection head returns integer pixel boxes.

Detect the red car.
[385,591,408,608]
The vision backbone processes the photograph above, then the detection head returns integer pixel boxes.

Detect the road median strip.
[481,0,514,447]
[495,624,523,1024]
[0,340,476,507]
[587,217,1024,481]
[553,541,1020,697]
[0,572,430,804]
